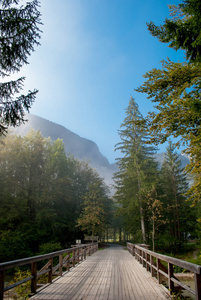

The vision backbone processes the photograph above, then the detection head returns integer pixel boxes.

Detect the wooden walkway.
[31,245,170,300]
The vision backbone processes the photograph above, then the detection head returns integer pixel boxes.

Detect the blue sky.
[20,0,185,163]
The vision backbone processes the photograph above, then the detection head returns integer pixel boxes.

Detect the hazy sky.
[20,0,184,163]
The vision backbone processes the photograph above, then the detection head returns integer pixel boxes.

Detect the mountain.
[11,114,117,190]
[10,114,190,192]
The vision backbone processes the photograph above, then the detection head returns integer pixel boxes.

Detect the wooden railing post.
[73,249,76,267]
[143,250,145,268]
[67,254,70,271]
[146,253,149,272]
[59,254,63,276]
[168,262,174,295]
[48,258,53,284]
[81,248,83,261]
[136,247,139,261]
[157,258,162,284]
[131,245,134,256]
[195,273,201,300]
[151,255,154,277]
[0,270,5,300]
[140,249,142,264]
[31,262,37,294]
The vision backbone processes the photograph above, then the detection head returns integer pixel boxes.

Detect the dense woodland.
[0,130,114,262]
[1,0,201,262]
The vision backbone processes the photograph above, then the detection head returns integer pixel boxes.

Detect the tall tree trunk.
[173,175,181,243]
[123,230,126,242]
[140,206,146,243]
[119,227,122,242]
[138,178,146,243]
[152,211,155,252]
[113,227,116,242]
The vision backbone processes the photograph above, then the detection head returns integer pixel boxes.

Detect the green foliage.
[12,268,31,299]
[151,142,196,252]
[114,97,158,243]
[77,176,113,239]
[0,0,42,135]
[147,1,201,63]
[0,130,111,261]
[136,2,201,205]
[0,230,33,262]
[37,242,62,254]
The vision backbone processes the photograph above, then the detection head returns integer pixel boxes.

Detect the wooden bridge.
[1,243,201,299]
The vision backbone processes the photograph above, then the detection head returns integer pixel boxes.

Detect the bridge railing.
[127,242,201,299]
[0,242,98,299]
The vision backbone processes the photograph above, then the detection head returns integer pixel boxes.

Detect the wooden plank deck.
[31,245,170,300]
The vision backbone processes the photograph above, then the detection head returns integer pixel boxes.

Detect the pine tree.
[114,97,158,243]
[0,0,42,135]
[147,0,201,63]
[159,141,193,251]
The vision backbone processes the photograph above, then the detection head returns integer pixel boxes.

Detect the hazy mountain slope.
[12,114,110,168]
[11,114,190,191]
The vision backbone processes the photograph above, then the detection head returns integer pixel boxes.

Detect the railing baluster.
[48,258,53,284]
[168,262,174,295]
[131,244,134,256]
[195,273,201,300]
[151,255,154,277]
[81,248,83,261]
[0,270,5,300]
[67,253,70,271]
[59,254,63,276]
[73,249,76,267]
[31,262,37,294]
[157,258,162,284]
[146,253,149,272]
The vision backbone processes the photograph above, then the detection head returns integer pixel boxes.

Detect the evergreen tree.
[136,0,201,205]
[114,97,158,243]
[147,0,201,63]
[159,141,194,251]
[0,0,42,135]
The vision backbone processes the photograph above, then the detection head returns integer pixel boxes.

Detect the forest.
[0,0,201,265]
[0,130,114,262]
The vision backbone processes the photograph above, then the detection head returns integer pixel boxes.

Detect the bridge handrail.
[0,242,98,299]
[127,242,201,299]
